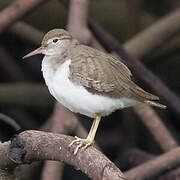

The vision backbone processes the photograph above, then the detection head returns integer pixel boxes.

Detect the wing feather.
[69,45,159,101]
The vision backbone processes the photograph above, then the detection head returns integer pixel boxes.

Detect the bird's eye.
[53,39,59,43]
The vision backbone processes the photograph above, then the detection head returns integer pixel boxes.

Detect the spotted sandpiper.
[23,29,166,154]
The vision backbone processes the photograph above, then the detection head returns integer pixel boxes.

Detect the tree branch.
[125,146,180,180]
[118,148,180,180]
[134,105,178,151]
[67,0,91,44]
[0,0,49,34]
[0,130,125,180]
[124,7,180,59]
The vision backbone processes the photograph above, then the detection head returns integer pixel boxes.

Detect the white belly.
[42,58,137,118]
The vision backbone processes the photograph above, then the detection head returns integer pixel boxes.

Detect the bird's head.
[23,29,73,59]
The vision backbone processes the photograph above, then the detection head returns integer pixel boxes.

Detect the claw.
[69,136,93,155]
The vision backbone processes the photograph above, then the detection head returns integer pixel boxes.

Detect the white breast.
[42,57,138,118]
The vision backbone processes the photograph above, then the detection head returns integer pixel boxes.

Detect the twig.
[0,113,21,133]
[0,0,49,34]
[134,105,178,151]
[118,148,180,180]
[0,130,125,180]
[124,7,180,59]
[125,146,180,180]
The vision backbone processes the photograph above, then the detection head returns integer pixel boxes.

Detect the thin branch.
[125,146,180,180]
[134,105,178,151]
[124,7,180,59]
[0,0,49,34]
[117,148,180,180]
[0,113,21,133]
[0,130,125,180]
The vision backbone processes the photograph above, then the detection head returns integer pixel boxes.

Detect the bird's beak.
[22,46,45,59]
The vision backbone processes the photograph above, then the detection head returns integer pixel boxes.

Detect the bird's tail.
[144,100,166,109]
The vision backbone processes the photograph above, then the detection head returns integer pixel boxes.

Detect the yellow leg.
[69,114,101,154]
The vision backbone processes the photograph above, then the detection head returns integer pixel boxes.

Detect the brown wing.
[69,45,159,101]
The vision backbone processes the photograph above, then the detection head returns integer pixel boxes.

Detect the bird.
[23,29,166,154]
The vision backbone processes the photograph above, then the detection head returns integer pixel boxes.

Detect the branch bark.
[1,130,125,180]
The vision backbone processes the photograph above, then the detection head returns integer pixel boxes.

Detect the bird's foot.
[69,136,94,155]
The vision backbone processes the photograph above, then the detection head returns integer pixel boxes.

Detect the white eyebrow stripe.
[47,37,59,44]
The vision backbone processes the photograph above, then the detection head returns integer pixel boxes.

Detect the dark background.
[0,0,180,179]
